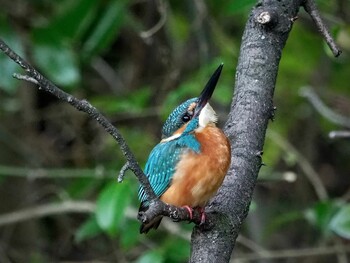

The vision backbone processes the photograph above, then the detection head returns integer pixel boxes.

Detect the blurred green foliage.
[96,182,132,235]
[0,0,350,262]
[0,15,24,93]
[330,204,350,239]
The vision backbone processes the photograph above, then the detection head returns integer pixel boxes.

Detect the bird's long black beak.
[194,63,223,117]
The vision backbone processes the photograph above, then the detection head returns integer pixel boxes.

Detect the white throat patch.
[198,103,217,127]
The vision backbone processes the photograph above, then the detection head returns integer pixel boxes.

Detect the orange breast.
[160,126,231,207]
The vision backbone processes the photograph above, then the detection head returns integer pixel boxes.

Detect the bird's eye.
[181,113,191,122]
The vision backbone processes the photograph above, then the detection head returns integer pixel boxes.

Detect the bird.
[137,64,231,234]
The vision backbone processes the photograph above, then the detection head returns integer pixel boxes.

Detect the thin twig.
[1,201,348,263]
[139,0,167,39]
[329,130,350,139]
[300,86,350,129]
[160,220,272,256]
[236,235,271,256]
[231,245,350,262]
[118,161,131,182]
[342,187,350,202]
[0,201,95,227]
[0,198,264,255]
[0,165,113,179]
[0,37,198,227]
[267,130,328,200]
[333,238,349,263]
[91,56,125,94]
[1,198,348,262]
[0,38,155,201]
[0,201,140,228]
[303,0,342,57]
[13,73,39,85]
[0,200,195,243]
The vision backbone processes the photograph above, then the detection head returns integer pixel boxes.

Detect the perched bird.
[138,64,231,233]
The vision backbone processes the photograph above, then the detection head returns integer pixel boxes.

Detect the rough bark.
[190,1,304,262]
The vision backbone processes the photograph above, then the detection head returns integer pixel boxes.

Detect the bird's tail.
[138,201,163,234]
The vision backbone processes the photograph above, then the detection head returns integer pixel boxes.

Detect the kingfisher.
[138,64,231,233]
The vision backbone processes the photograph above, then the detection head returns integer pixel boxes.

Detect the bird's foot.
[182,205,193,220]
[198,207,206,225]
[181,206,206,225]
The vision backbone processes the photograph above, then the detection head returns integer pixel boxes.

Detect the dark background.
[0,0,349,262]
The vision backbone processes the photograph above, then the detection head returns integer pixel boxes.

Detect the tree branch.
[0,199,265,255]
[137,200,204,226]
[268,130,328,200]
[0,165,113,179]
[0,39,156,199]
[329,130,350,139]
[0,38,197,227]
[139,0,167,39]
[118,161,131,183]
[233,245,350,262]
[0,201,95,227]
[300,86,350,129]
[13,73,39,85]
[190,1,316,262]
[0,0,342,260]
[303,0,342,57]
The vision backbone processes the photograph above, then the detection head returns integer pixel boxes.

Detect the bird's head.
[161,64,223,139]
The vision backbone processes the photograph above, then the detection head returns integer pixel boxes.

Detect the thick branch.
[190,2,340,260]
[190,1,306,262]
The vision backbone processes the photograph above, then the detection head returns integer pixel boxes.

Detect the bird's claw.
[181,206,207,225]
[182,205,193,220]
[198,207,206,225]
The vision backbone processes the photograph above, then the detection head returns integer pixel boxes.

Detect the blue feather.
[162,98,197,138]
[138,132,201,204]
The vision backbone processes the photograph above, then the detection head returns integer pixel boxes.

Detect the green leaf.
[168,12,190,43]
[96,182,132,236]
[0,15,24,93]
[90,87,151,114]
[265,210,304,236]
[136,251,164,263]
[75,216,102,243]
[162,238,190,262]
[82,0,127,59]
[67,177,102,199]
[46,0,99,41]
[31,28,81,88]
[120,220,140,249]
[226,0,256,14]
[304,201,341,235]
[330,204,350,239]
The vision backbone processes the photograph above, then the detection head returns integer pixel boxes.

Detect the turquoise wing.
[138,132,201,204]
[138,140,183,203]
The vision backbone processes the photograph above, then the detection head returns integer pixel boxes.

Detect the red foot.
[182,205,193,220]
